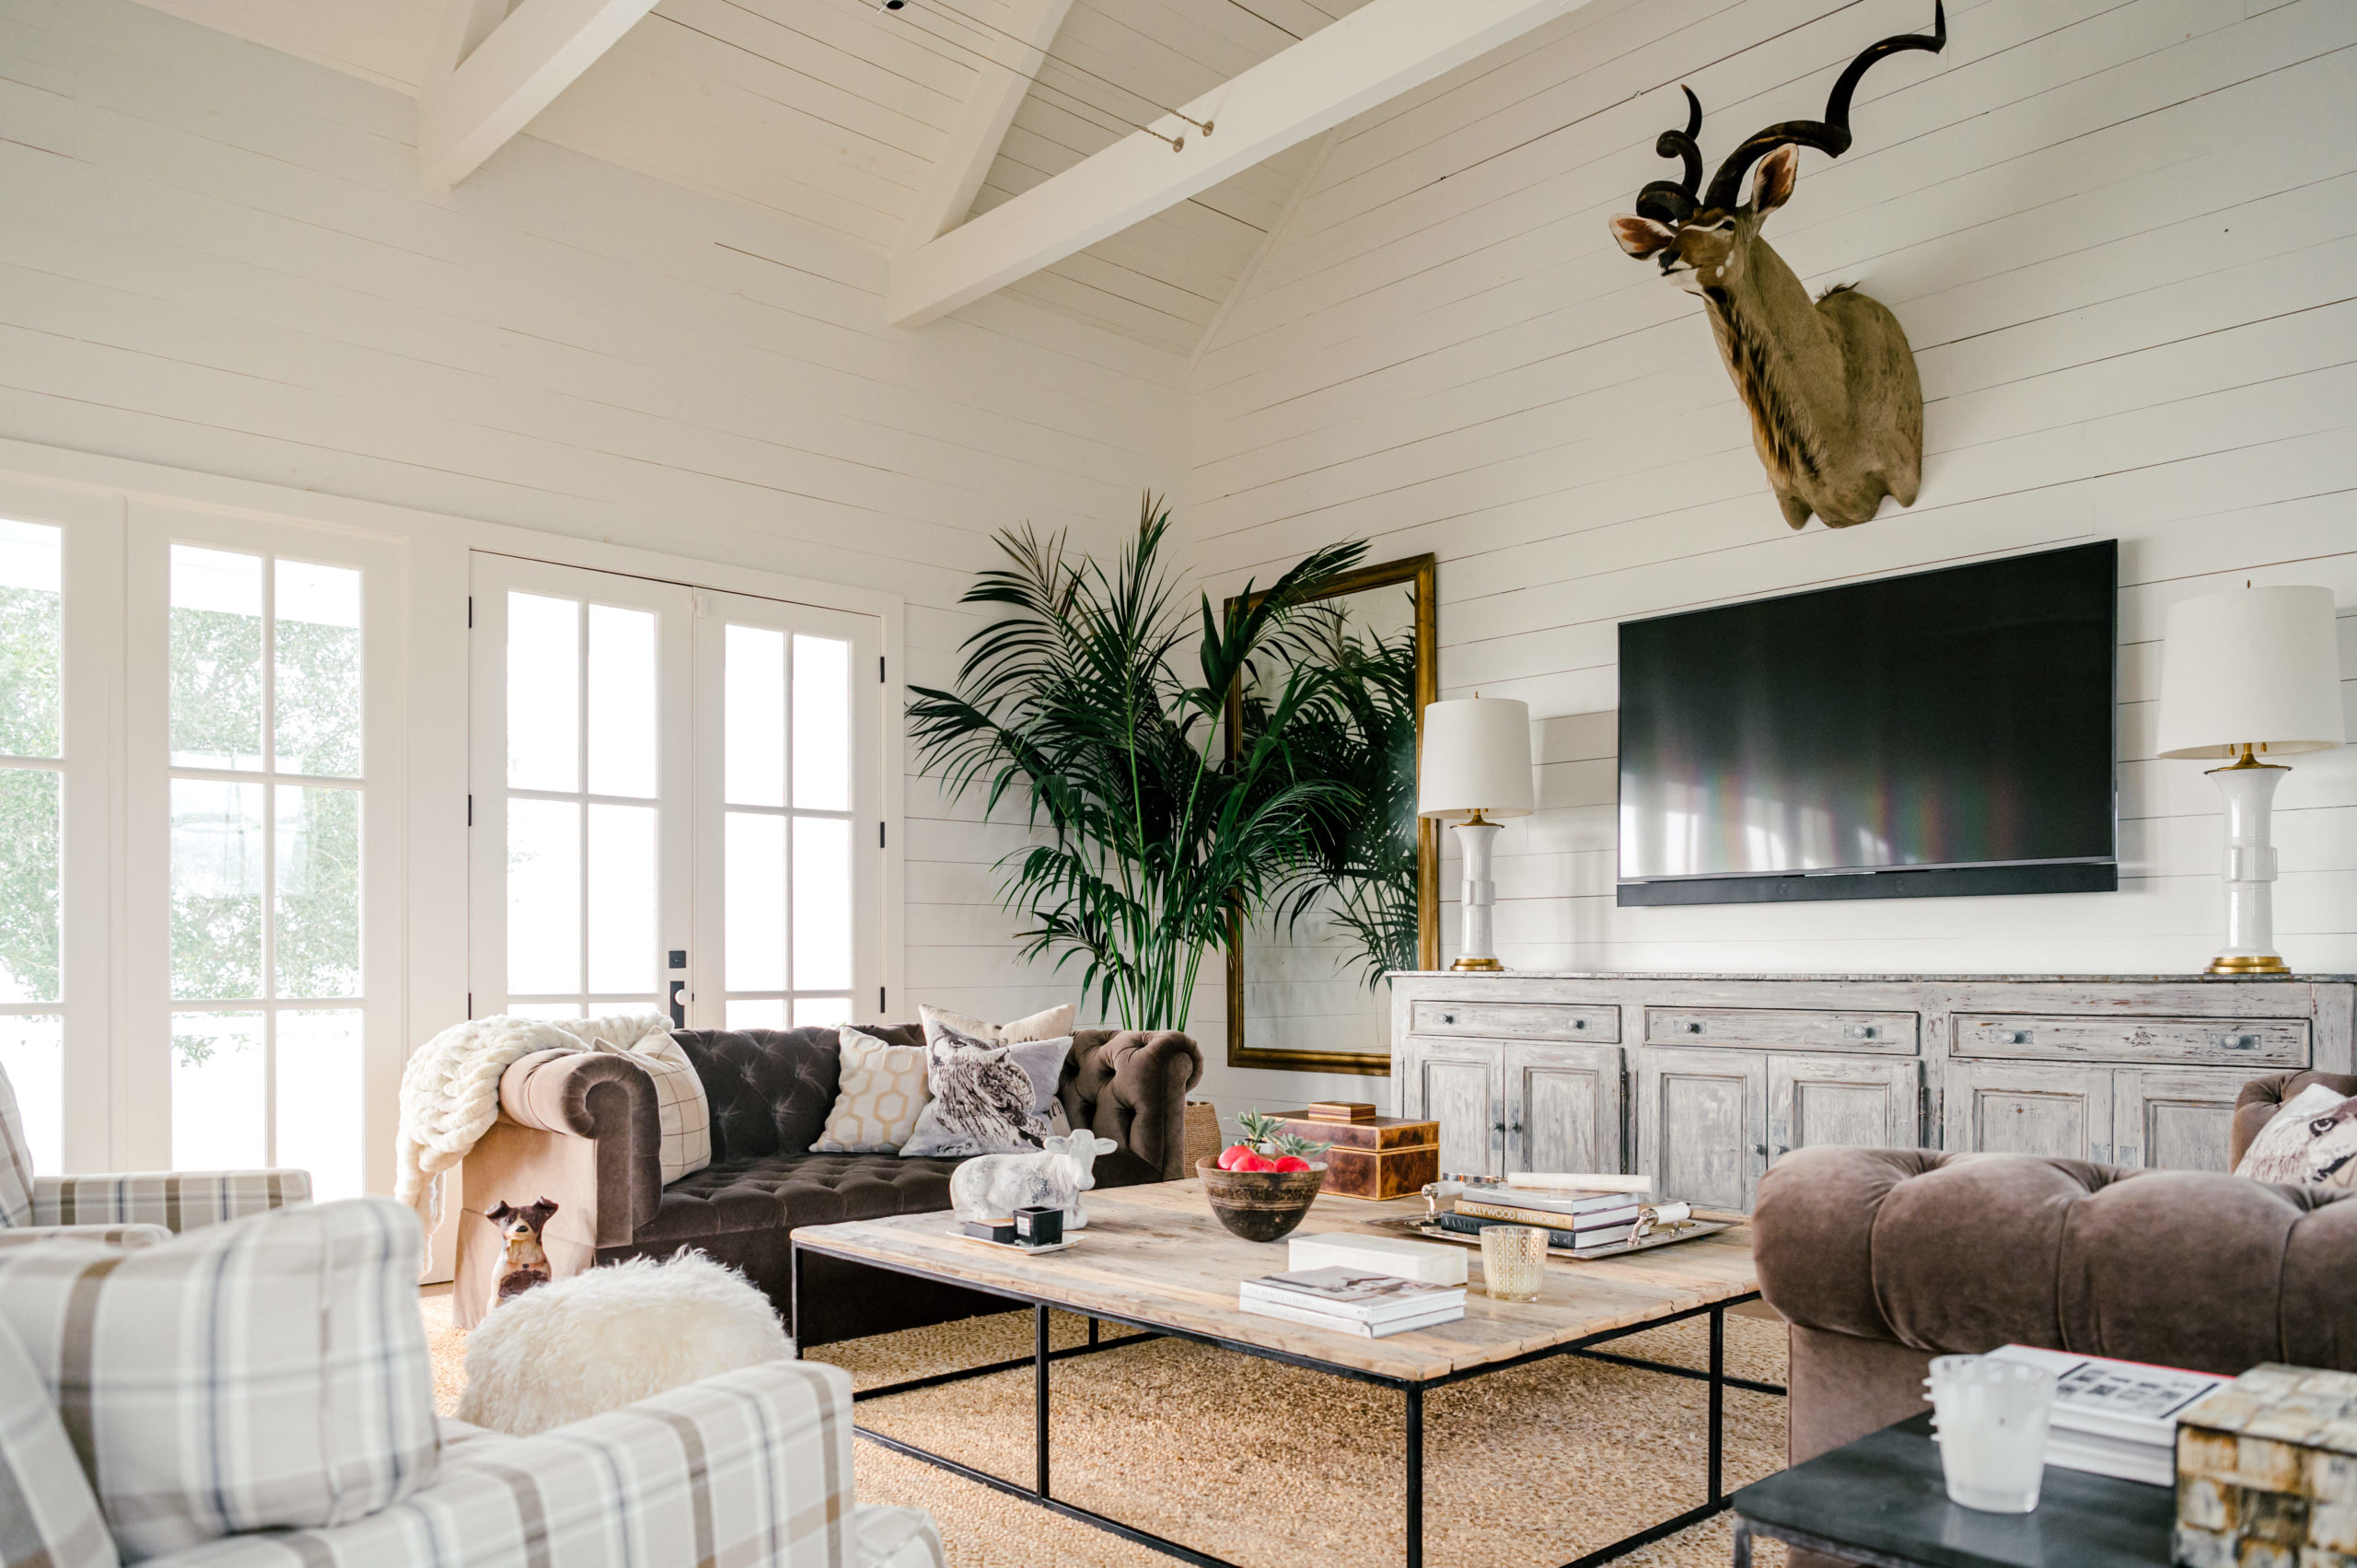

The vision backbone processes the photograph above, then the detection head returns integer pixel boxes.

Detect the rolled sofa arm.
[454,1049,664,1329]
[1065,1029,1204,1183]
[31,1169,310,1231]
[166,1360,871,1568]
[2232,1071,2357,1170]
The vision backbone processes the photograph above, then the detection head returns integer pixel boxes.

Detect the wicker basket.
[1182,1099,1223,1177]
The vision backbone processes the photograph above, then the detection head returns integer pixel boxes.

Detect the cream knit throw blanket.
[395,1013,674,1241]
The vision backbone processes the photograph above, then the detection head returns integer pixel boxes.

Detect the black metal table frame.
[791,1238,1782,1568]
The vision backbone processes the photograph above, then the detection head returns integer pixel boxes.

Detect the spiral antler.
[1633,85,1704,226]
[1701,1,1945,213]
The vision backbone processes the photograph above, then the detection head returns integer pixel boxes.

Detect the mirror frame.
[1223,552,1437,1075]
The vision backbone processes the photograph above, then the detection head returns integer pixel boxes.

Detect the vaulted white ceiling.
[133,0,1371,353]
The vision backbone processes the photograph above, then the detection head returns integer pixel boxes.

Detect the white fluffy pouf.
[457,1250,790,1435]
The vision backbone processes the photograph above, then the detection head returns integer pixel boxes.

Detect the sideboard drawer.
[1952,1014,2309,1068]
[1643,1006,1919,1054]
[1409,1001,1620,1044]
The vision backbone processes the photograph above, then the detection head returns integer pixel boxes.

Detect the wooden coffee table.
[790,1182,1775,1568]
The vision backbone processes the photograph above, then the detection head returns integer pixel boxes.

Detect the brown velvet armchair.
[454,1023,1202,1334]
[1752,1071,2357,1566]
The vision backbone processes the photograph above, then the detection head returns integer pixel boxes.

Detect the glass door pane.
[161,543,368,1195]
[697,593,878,1033]
[470,559,691,1026]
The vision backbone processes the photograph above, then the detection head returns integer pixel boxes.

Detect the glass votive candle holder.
[1926,1354,2056,1514]
[1478,1224,1547,1302]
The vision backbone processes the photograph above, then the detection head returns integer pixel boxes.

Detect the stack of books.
[1237,1267,1466,1338]
[1981,1344,2232,1485]
[1432,1186,1648,1256]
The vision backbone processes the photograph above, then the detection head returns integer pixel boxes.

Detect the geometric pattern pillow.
[0,1314,117,1568]
[814,1027,931,1154]
[2235,1081,2357,1187]
[0,1197,440,1561]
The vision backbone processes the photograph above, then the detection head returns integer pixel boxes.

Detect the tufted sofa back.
[668,1025,1202,1176]
[1757,1145,2357,1377]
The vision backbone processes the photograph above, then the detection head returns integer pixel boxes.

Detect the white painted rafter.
[420,0,659,191]
[896,0,1079,254]
[887,0,1585,331]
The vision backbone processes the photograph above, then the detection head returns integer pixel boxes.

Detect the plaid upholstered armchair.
[0,1062,311,1249]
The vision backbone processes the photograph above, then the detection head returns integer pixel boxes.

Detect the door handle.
[668,980,687,1028]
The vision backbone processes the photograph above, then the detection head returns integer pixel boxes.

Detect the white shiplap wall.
[0,0,1191,1031]
[1185,0,2357,1113]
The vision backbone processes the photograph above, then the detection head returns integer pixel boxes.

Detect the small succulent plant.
[1215,1109,1331,1172]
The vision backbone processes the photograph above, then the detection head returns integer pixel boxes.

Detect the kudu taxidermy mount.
[1611,6,1946,530]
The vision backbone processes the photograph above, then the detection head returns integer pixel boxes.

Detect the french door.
[128,508,403,1202]
[468,556,882,1030]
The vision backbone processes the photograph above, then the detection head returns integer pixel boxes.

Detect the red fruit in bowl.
[1271,1155,1311,1173]
[1231,1151,1275,1173]
[1215,1144,1249,1171]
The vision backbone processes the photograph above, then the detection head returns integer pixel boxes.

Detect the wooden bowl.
[1196,1158,1328,1243]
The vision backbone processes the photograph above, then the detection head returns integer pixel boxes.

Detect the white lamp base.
[2206,759,2289,975]
[1451,818,1503,971]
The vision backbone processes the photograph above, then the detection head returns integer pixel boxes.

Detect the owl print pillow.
[898,1026,1057,1158]
[2235,1081,2357,1190]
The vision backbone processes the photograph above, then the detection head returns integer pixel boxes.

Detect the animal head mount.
[1608,5,1945,529]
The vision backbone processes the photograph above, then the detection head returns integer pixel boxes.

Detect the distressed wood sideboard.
[1387,972,2357,1213]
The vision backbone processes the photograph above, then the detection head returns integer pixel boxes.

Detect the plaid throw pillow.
[0,1066,35,1227]
[0,1315,115,1568]
[0,1197,440,1561]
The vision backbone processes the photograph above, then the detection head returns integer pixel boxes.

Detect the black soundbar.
[1616,860,2119,907]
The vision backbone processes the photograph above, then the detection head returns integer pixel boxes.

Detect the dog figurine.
[487,1197,560,1303]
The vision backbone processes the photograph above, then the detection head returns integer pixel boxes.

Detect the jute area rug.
[423,1294,1789,1568]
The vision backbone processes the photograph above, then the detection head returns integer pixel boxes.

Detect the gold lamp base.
[1450,957,1504,972]
[2207,954,2290,975]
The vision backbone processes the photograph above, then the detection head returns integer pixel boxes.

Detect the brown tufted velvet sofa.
[1754,1080,2357,1567]
[453,1023,1202,1337]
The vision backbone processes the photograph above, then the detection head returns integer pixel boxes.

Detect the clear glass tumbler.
[1927,1355,2056,1513]
[1478,1224,1547,1302]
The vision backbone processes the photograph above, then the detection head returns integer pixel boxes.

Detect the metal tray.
[1368,1214,1737,1261]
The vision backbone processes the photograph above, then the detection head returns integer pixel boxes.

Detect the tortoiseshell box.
[2175,1364,2357,1568]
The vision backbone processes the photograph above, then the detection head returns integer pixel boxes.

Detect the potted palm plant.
[907,496,1365,1032]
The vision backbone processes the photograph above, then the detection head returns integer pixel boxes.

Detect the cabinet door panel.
[1768,1054,1920,1166]
[1635,1048,1766,1213]
[1945,1062,2114,1162]
[1505,1042,1623,1177]
[2115,1066,2248,1172]
[1400,1041,1501,1179]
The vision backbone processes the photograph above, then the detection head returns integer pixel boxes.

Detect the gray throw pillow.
[899,1028,1053,1157]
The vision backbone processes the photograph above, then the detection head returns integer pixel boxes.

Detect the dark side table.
[1729,1412,2177,1567]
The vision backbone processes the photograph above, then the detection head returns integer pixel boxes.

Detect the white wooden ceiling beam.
[420,0,660,191]
[896,0,1079,253]
[887,0,1586,331]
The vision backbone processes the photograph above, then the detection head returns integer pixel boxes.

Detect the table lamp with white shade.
[2155,584,2346,974]
[1418,695,1534,971]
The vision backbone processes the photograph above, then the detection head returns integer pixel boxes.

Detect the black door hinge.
[467,595,473,629]
[878,821,886,848]
[466,794,472,826]
[467,992,474,1018]
[878,655,887,683]
[879,985,887,1012]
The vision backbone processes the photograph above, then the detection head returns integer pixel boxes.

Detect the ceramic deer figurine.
[1609,6,1945,529]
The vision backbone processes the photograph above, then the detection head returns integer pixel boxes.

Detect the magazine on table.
[1238,1294,1462,1339]
[1984,1344,2230,1445]
[1240,1267,1465,1323]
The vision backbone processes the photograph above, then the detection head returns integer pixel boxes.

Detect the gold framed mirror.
[1224,554,1437,1075]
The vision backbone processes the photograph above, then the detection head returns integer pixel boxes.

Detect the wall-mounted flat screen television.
[1617,540,2119,906]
